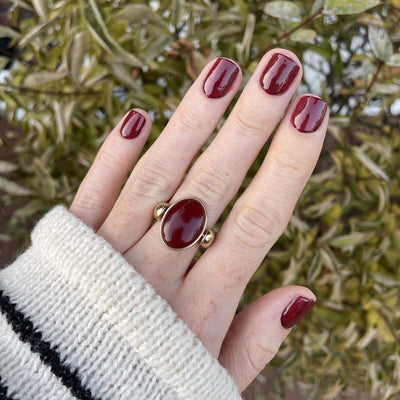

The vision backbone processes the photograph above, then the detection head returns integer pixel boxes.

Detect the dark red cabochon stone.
[161,199,206,249]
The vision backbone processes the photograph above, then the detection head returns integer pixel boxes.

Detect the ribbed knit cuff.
[0,206,242,400]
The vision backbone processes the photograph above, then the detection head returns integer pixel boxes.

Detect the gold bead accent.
[200,229,215,249]
[153,202,169,220]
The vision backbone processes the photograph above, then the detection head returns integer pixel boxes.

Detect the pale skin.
[69,48,329,392]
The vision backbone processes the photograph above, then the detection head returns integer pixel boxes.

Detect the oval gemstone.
[161,198,206,250]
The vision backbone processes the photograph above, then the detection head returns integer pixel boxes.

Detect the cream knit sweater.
[0,206,242,400]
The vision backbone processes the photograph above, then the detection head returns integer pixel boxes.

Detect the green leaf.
[353,147,390,182]
[290,29,317,43]
[386,53,400,66]
[32,0,49,21]
[143,35,173,62]
[52,100,76,143]
[0,160,18,173]
[24,70,68,87]
[263,1,301,22]
[370,273,400,288]
[0,25,20,39]
[70,31,87,86]
[239,13,256,62]
[307,251,323,285]
[0,56,11,70]
[368,27,393,61]
[18,20,57,48]
[372,82,400,95]
[9,0,33,11]
[86,0,144,68]
[109,63,141,91]
[324,0,380,15]
[329,233,367,249]
[171,0,184,29]
[207,25,244,41]
[0,177,33,196]
[113,4,166,27]
[312,0,324,14]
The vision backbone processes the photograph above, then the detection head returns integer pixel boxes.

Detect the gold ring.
[153,198,215,250]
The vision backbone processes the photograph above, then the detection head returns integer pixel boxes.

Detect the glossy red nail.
[260,53,300,95]
[203,58,240,99]
[281,296,315,329]
[120,110,146,139]
[291,96,327,133]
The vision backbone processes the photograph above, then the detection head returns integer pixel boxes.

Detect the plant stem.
[254,6,324,61]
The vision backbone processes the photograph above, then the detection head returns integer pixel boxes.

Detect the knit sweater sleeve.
[0,206,242,400]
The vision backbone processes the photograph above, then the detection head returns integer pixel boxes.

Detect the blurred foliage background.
[0,0,400,399]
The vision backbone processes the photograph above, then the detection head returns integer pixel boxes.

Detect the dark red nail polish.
[120,110,146,139]
[291,96,327,133]
[203,58,240,99]
[281,296,315,329]
[260,53,300,95]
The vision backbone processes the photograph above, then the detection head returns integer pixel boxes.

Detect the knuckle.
[72,185,107,212]
[213,262,248,292]
[244,339,278,373]
[232,203,284,249]
[174,107,205,134]
[272,150,300,174]
[98,148,123,175]
[189,163,230,206]
[234,109,267,138]
[134,162,175,199]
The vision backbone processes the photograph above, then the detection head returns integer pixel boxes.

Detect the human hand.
[69,48,328,392]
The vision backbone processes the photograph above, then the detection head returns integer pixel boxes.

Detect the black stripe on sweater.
[0,289,100,400]
[0,376,16,400]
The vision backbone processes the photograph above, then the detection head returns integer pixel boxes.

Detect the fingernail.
[281,296,315,329]
[120,110,146,139]
[291,96,327,133]
[260,53,300,95]
[203,58,240,99]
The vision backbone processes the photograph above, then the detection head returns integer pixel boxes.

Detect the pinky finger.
[219,286,316,392]
[69,109,151,230]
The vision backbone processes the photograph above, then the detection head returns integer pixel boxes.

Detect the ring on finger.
[153,198,215,250]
